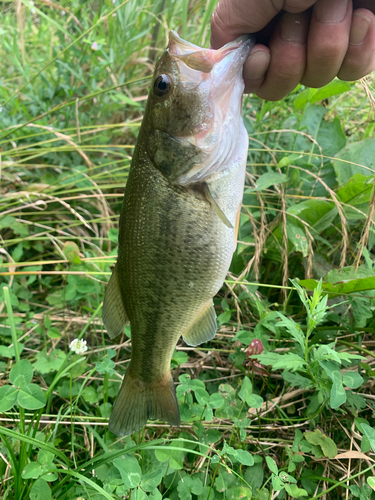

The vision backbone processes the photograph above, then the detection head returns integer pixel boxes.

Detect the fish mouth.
[168,30,254,81]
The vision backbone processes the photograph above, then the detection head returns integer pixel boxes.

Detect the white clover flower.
[69,338,88,355]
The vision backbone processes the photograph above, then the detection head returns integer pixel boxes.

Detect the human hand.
[211,0,375,100]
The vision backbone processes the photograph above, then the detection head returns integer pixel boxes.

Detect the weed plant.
[0,1,375,499]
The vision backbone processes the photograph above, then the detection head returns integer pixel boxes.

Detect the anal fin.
[203,184,233,229]
[102,264,129,339]
[182,301,217,347]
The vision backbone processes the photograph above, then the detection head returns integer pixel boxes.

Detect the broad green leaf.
[244,462,264,491]
[18,383,46,410]
[22,462,42,479]
[140,468,163,492]
[208,392,224,408]
[333,138,375,185]
[285,484,308,497]
[287,200,336,235]
[9,359,33,387]
[227,486,252,499]
[310,80,352,104]
[230,449,254,466]
[300,276,375,296]
[361,424,375,453]
[154,441,185,470]
[0,343,24,359]
[287,222,308,256]
[367,476,375,491]
[113,456,142,489]
[246,394,263,408]
[238,376,253,404]
[304,429,337,458]
[337,173,373,205]
[246,171,287,192]
[62,241,82,264]
[33,350,66,374]
[343,371,364,389]
[266,456,278,475]
[30,478,51,500]
[0,385,18,411]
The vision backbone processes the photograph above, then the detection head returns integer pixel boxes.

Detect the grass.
[1,1,375,499]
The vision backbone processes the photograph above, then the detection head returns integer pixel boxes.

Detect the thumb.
[210,0,316,49]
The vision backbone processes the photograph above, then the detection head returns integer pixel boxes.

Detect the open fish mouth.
[164,32,254,186]
[168,30,254,87]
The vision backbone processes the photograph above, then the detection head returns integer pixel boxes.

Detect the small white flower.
[91,41,98,51]
[62,10,66,15]
[31,9,35,14]
[0,106,3,113]
[69,338,88,355]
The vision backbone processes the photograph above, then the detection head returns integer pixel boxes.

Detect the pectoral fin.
[203,184,233,229]
[182,301,217,347]
[102,265,129,339]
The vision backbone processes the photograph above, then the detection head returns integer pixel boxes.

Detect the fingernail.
[315,0,349,23]
[280,13,307,43]
[245,51,270,80]
[350,11,371,45]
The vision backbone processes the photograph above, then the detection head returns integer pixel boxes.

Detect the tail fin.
[109,369,180,437]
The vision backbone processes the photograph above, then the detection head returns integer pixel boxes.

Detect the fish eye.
[153,74,173,98]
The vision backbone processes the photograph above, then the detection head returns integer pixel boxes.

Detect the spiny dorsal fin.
[102,265,128,339]
[182,301,217,347]
[203,183,233,229]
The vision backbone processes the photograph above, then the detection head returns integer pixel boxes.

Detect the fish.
[102,31,254,437]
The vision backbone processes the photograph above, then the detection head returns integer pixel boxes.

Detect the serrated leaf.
[343,371,364,389]
[276,313,305,351]
[0,385,18,412]
[9,359,33,387]
[255,351,306,372]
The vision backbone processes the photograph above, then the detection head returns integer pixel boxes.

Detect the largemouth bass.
[103,31,253,437]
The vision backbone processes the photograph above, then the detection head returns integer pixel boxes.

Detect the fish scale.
[102,31,254,436]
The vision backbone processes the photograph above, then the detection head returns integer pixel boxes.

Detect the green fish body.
[103,32,253,436]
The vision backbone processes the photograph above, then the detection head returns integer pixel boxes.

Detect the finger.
[301,0,353,88]
[353,0,375,14]
[243,46,271,94]
[338,8,375,80]
[210,0,316,49]
[253,12,310,101]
